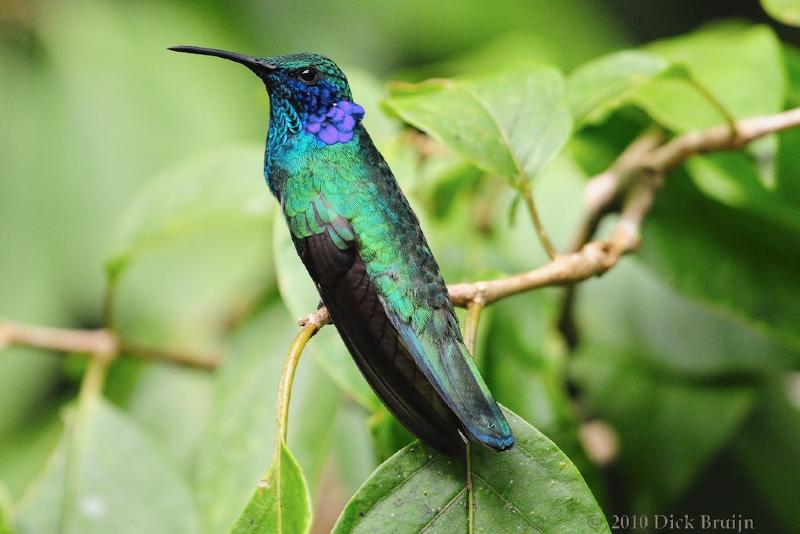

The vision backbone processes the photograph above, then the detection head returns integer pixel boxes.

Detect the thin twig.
[0,320,217,370]
[557,107,800,344]
[0,320,116,357]
[297,307,330,328]
[118,340,219,371]
[571,128,665,252]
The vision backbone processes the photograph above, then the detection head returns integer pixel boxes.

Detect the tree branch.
[0,320,116,358]
[556,106,800,345]
[0,320,217,370]
[570,128,665,252]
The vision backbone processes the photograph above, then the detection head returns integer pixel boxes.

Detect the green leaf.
[571,347,755,511]
[385,67,572,186]
[567,23,785,133]
[332,408,609,534]
[566,50,668,126]
[634,31,786,216]
[231,440,311,534]
[683,150,798,230]
[762,0,800,26]
[784,44,800,108]
[108,147,274,357]
[330,404,381,495]
[0,484,13,534]
[639,24,785,131]
[482,297,600,470]
[640,173,800,352]
[732,379,800,532]
[0,399,63,502]
[108,147,270,275]
[15,397,200,534]
[120,363,214,479]
[578,257,795,377]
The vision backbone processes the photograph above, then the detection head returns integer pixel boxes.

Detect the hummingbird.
[169,45,513,455]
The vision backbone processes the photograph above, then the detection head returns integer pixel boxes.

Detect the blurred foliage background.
[1,1,799,533]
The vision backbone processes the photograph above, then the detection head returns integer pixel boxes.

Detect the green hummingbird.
[169,46,513,454]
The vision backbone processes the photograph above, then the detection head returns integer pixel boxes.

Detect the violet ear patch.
[305,100,365,145]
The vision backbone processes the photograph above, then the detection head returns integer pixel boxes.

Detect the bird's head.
[169,46,364,144]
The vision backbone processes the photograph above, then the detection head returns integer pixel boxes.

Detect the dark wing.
[288,193,467,454]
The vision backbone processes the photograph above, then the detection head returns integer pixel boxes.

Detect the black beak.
[168,45,277,76]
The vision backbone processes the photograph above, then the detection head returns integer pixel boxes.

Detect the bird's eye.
[297,68,318,83]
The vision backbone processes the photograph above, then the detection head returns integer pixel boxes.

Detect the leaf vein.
[471,473,543,532]
[354,452,442,522]
[418,486,467,533]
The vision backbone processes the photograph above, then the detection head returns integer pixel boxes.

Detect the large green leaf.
[108,147,270,276]
[640,173,800,352]
[482,298,602,497]
[0,485,12,534]
[639,24,784,131]
[569,25,788,221]
[639,25,785,212]
[332,408,609,534]
[192,304,293,533]
[732,380,800,532]
[117,363,214,479]
[566,50,668,126]
[108,147,274,357]
[385,67,572,186]
[571,346,755,512]
[568,24,783,133]
[231,441,311,534]
[762,0,800,26]
[15,397,200,534]
[577,259,795,377]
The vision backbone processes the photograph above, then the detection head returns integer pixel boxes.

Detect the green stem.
[519,181,557,260]
[62,353,112,532]
[682,66,739,136]
[274,322,319,449]
[463,302,483,534]
[79,354,112,402]
[264,322,319,533]
[463,302,484,358]
[466,442,474,534]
